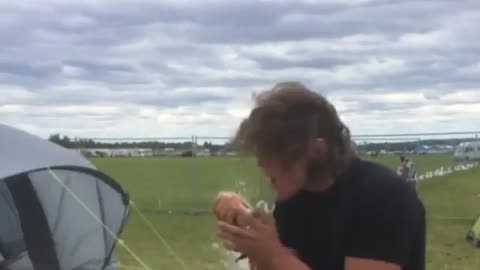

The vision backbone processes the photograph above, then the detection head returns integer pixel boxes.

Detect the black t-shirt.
[273,157,426,270]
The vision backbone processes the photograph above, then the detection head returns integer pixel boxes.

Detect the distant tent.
[0,124,129,270]
[466,216,480,248]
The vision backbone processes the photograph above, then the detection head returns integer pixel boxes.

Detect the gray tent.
[0,124,129,270]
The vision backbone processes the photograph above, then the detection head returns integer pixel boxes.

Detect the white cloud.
[332,57,407,82]
[63,15,96,28]
[361,92,425,104]
[51,105,120,115]
[138,107,157,118]
[440,89,480,103]
[397,30,448,48]
[0,104,24,113]
[0,85,34,103]
[62,65,85,77]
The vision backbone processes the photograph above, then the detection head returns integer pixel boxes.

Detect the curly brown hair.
[233,82,355,180]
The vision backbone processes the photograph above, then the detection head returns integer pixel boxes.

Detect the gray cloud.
[253,56,354,70]
[172,0,474,43]
[1,0,479,137]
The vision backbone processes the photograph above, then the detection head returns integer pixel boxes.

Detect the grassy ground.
[93,157,262,211]
[92,154,480,270]
[418,167,480,270]
[93,157,262,270]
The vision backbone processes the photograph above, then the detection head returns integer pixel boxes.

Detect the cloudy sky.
[1,0,479,141]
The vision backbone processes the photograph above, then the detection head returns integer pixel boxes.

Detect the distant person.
[397,156,409,179]
[214,82,426,270]
[406,159,417,188]
[398,156,417,188]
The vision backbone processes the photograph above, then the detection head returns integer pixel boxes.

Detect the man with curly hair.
[214,82,425,270]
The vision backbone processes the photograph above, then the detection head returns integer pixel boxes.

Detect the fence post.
[190,135,198,213]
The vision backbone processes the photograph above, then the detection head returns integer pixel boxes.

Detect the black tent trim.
[6,173,61,270]
[3,165,131,270]
[4,166,130,205]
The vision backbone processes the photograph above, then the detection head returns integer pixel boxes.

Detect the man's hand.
[217,208,286,267]
[213,191,251,227]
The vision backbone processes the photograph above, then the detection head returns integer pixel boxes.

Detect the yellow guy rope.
[48,168,191,270]
[47,168,154,270]
[128,202,189,270]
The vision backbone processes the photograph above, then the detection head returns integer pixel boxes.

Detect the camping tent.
[0,124,129,270]
[466,217,480,248]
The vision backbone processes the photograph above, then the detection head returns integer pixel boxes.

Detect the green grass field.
[92,154,480,270]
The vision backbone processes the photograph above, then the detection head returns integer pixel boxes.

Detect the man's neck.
[304,176,335,192]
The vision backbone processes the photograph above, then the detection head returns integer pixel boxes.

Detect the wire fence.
[75,131,480,215]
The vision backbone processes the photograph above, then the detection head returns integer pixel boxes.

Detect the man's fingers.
[216,230,232,242]
[222,241,241,252]
[216,230,247,253]
[213,192,252,225]
[247,209,270,230]
[216,202,236,222]
[235,209,255,228]
[252,208,275,226]
[225,210,238,225]
[217,207,247,225]
[218,221,255,238]
[213,200,225,219]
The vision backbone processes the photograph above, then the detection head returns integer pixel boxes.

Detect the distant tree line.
[48,134,227,152]
[356,138,470,152]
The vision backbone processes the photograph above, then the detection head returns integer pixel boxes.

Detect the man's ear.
[305,138,328,183]
[308,138,327,161]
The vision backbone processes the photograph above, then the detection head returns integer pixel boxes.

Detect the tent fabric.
[0,181,25,259]
[0,124,129,270]
[0,124,94,180]
[1,168,129,270]
[466,216,480,248]
[29,168,128,270]
[6,172,60,270]
[0,251,34,270]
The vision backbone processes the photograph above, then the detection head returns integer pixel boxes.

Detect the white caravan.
[454,141,480,161]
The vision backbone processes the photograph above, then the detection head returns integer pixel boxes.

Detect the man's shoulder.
[350,157,405,186]
[346,157,422,208]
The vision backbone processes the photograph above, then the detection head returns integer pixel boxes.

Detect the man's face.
[257,156,307,202]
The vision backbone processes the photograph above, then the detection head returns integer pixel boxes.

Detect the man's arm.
[260,247,312,270]
[345,257,400,270]
[259,250,403,270]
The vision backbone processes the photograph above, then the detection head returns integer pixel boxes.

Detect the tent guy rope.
[47,168,155,270]
[47,168,191,270]
[129,201,190,270]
